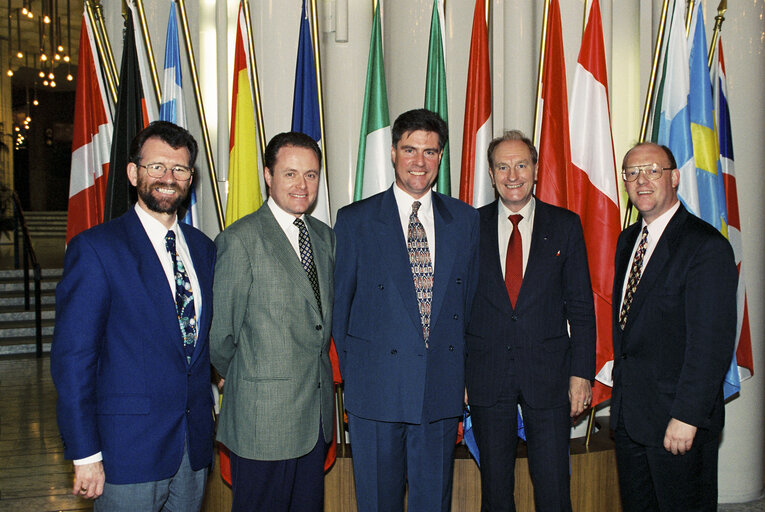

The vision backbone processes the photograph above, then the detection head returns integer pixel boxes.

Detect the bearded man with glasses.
[611,142,737,512]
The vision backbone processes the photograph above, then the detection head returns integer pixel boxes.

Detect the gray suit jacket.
[210,204,335,461]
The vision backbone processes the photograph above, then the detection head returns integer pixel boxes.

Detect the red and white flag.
[569,0,621,406]
[535,0,572,207]
[459,0,493,208]
[66,12,113,243]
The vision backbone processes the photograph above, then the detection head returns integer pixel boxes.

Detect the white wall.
[101,0,764,502]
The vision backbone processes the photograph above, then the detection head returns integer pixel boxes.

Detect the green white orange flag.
[354,1,393,201]
[424,0,450,194]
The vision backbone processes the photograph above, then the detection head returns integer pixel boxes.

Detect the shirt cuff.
[73,452,103,465]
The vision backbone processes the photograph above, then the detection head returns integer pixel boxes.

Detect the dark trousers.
[471,374,572,512]
[614,415,719,512]
[347,413,459,512]
[229,425,327,512]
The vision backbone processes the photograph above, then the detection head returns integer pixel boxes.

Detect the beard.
[136,174,189,215]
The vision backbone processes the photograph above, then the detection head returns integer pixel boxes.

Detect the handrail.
[10,192,43,358]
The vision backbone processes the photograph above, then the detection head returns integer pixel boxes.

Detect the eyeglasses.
[621,163,672,182]
[137,163,194,181]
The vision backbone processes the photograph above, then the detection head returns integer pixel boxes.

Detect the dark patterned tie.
[504,214,523,307]
[294,218,322,315]
[619,226,649,330]
[165,230,197,364]
[407,201,434,347]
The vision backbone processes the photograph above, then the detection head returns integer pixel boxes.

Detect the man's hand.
[464,388,468,406]
[663,418,698,455]
[217,377,225,391]
[73,461,105,500]
[568,376,592,417]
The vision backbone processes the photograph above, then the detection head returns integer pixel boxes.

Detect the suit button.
[318,382,321,388]
[511,315,518,321]
[456,278,462,284]
[378,284,384,290]
[315,325,322,331]
[621,354,628,359]
[453,314,459,320]
[391,349,397,355]
[448,345,454,351]
[186,409,190,414]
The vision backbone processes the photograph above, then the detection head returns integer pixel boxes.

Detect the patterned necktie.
[407,201,434,347]
[294,218,322,315]
[505,214,523,307]
[619,226,649,330]
[165,230,197,364]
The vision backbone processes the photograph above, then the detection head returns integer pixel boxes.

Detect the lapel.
[305,215,332,323]
[123,209,187,361]
[622,206,687,332]
[480,201,513,314]
[514,199,554,313]
[179,222,212,365]
[430,192,456,326]
[257,205,323,317]
[373,187,425,336]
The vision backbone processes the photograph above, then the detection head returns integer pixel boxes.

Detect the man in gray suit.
[210,132,335,512]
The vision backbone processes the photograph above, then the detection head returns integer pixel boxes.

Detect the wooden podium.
[202,426,621,511]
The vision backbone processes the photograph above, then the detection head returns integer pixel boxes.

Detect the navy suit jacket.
[610,205,737,447]
[333,186,480,424]
[465,199,596,409]
[51,208,216,484]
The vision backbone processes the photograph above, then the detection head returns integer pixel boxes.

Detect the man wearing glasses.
[52,121,216,511]
[611,142,737,511]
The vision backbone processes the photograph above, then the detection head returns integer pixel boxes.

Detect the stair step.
[0,308,56,321]
[0,318,55,337]
[0,290,56,307]
[0,335,53,355]
[0,268,63,278]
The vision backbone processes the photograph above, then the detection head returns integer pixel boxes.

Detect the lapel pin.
[556,250,561,256]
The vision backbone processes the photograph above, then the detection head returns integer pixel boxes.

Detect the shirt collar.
[642,200,680,241]
[498,196,535,222]
[267,196,306,231]
[134,203,179,240]
[393,183,433,217]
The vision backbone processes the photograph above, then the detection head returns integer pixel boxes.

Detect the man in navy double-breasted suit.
[465,130,596,512]
[51,122,216,511]
[333,109,480,511]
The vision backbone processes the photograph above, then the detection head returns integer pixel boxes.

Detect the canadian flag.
[65,12,113,243]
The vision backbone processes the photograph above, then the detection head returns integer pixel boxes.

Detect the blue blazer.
[610,205,737,446]
[465,199,596,409]
[51,208,216,484]
[333,186,480,424]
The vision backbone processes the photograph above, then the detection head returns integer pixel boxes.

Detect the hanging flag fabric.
[424,0,450,195]
[66,12,113,243]
[688,4,737,399]
[568,0,621,407]
[127,1,158,123]
[713,36,754,383]
[103,7,150,222]
[458,0,493,208]
[159,3,197,227]
[354,1,393,201]
[651,0,699,215]
[291,0,331,226]
[535,0,573,208]
[225,1,265,227]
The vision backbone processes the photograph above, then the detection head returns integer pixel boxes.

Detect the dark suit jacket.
[51,208,216,484]
[465,199,596,409]
[333,186,480,424]
[610,205,737,447]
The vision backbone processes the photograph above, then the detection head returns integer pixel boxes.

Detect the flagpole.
[92,1,119,91]
[133,0,162,105]
[176,0,224,231]
[86,0,117,104]
[532,0,551,147]
[308,0,329,189]
[685,0,695,37]
[708,0,727,69]
[241,0,267,166]
[626,0,671,227]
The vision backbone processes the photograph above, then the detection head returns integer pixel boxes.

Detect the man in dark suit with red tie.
[611,142,737,511]
[465,130,596,511]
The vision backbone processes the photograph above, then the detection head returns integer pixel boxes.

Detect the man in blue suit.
[465,130,596,511]
[333,109,480,511]
[51,121,216,511]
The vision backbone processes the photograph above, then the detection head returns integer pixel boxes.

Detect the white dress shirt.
[393,184,436,270]
[267,197,306,259]
[498,197,536,277]
[618,200,681,311]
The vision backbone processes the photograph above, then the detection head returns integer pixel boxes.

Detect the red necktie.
[505,214,523,307]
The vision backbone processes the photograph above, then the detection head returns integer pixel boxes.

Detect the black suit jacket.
[610,205,737,447]
[465,199,596,409]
